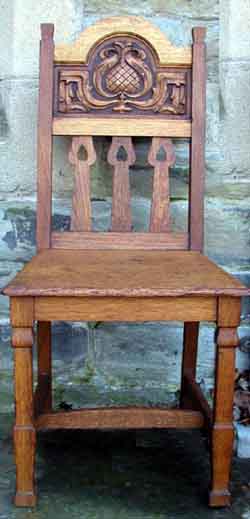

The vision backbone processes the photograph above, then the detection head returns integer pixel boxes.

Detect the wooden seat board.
[4,249,248,297]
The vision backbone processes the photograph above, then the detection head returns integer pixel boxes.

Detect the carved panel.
[54,36,191,118]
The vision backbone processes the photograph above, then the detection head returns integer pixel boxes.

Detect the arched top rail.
[54,16,192,66]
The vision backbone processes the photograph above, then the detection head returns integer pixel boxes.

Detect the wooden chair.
[3,16,249,508]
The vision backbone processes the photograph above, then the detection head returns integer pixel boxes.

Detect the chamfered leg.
[209,327,238,506]
[209,296,240,507]
[180,322,199,408]
[11,297,36,507]
[36,321,52,414]
[13,327,36,506]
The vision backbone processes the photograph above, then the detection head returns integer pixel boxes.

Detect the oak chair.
[3,16,249,508]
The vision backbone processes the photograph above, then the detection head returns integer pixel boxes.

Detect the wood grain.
[12,328,34,349]
[13,327,36,507]
[217,296,241,327]
[10,297,34,327]
[35,407,204,430]
[69,136,96,231]
[180,322,199,408]
[209,325,238,507]
[34,374,51,418]
[210,296,240,506]
[183,371,212,427]
[34,295,216,322]
[10,297,36,506]
[4,250,247,298]
[14,427,36,507]
[37,24,54,250]
[107,137,135,231]
[13,330,34,425]
[37,321,52,413]
[148,137,175,232]
[54,16,192,66]
[52,117,192,137]
[51,231,188,250]
[189,27,206,251]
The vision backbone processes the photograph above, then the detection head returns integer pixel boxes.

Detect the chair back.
[37,17,206,252]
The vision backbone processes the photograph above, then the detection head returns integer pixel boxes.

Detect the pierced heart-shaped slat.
[107,137,136,231]
[148,137,176,232]
[69,136,96,231]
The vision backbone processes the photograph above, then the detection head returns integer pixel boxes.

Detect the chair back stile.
[37,23,54,250]
[36,18,206,252]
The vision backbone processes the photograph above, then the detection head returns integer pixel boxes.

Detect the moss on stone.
[80,359,96,384]
[5,206,35,219]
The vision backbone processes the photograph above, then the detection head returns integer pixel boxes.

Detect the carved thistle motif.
[56,36,190,117]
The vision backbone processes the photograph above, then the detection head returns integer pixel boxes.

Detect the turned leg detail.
[12,326,36,507]
[180,322,199,408]
[37,321,52,414]
[209,326,238,507]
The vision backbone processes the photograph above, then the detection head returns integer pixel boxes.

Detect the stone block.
[205,199,250,267]
[1,195,250,271]
[220,0,250,61]
[0,79,38,195]
[82,1,219,21]
[93,322,216,391]
[0,0,14,79]
[234,272,250,322]
[9,0,83,78]
[93,321,250,392]
[1,317,250,413]
[219,62,250,174]
[0,203,36,262]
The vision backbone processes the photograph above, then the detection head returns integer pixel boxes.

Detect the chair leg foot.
[14,492,37,507]
[14,423,36,507]
[209,490,231,507]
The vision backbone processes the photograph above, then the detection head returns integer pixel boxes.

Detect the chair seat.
[3,249,247,297]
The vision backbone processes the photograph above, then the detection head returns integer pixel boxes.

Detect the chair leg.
[180,322,199,408]
[37,321,52,413]
[13,326,36,506]
[209,326,238,507]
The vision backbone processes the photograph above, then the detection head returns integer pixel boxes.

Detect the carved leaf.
[57,36,188,116]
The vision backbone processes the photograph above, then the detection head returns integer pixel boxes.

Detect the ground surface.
[1,415,250,518]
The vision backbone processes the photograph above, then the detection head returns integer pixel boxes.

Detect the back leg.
[180,322,199,408]
[36,321,52,414]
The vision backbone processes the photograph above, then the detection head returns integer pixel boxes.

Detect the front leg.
[11,298,36,506]
[209,296,240,507]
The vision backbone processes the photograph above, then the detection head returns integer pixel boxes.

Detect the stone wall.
[0,0,249,411]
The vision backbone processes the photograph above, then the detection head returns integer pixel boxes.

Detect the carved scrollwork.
[56,36,190,117]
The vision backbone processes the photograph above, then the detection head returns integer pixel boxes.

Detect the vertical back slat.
[148,137,176,232]
[37,24,54,250]
[189,27,206,251]
[107,137,136,231]
[69,137,96,231]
